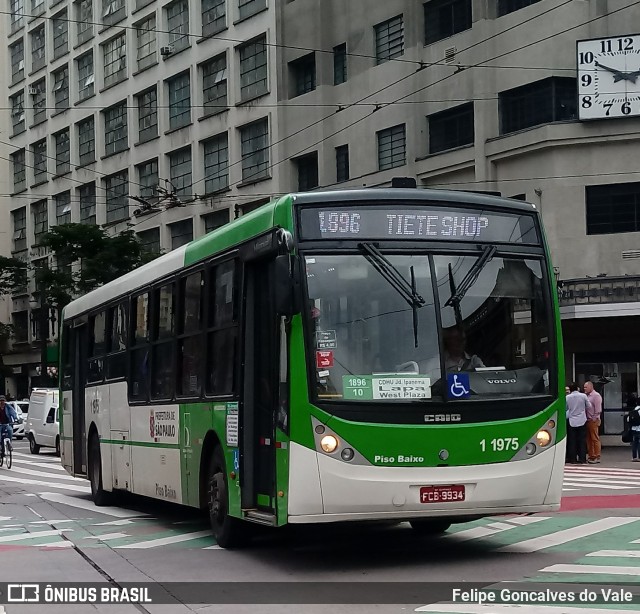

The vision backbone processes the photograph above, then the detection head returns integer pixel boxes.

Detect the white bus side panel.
[61,391,73,474]
[85,384,113,491]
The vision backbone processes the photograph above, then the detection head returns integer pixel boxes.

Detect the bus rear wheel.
[409,520,451,535]
[207,447,246,549]
[89,434,113,506]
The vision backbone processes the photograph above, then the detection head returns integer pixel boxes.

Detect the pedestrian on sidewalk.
[629,404,640,462]
[584,380,603,464]
[566,383,591,464]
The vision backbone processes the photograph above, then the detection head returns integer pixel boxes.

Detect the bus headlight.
[536,430,552,447]
[320,435,339,453]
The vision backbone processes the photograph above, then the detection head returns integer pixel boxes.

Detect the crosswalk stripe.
[12,451,60,462]
[84,532,130,541]
[497,517,640,553]
[564,467,640,475]
[540,563,640,576]
[11,458,67,471]
[563,473,640,483]
[6,466,84,482]
[416,605,640,613]
[586,550,640,558]
[445,517,550,543]
[562,482,632,490]
[0,473,90,492]
[116,530,212,549]
[0,529,71,544]
[39,492,147,518]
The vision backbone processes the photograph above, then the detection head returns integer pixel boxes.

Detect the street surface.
[1,442,640,613]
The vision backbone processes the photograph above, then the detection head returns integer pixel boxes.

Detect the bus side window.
[177,272,203,397]
[106,302,128,380]
[87,312,106,384]
[151,284,175,400]
[206,260,237,396]
[62,323,73,390]
[130,293,151,401]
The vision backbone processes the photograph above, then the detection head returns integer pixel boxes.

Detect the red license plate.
[420,485,465,503]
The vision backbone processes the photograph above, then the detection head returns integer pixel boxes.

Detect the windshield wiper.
[445,245,497,325]
[358,242,425,347]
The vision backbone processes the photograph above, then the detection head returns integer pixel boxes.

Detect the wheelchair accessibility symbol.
[447,373,470,399]
[232,449,240,472]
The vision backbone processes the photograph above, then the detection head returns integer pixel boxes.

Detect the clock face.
[577,34,640,120]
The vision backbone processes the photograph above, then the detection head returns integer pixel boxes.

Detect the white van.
[27,388,60,455]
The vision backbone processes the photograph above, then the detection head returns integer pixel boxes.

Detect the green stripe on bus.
[100,439,181,450]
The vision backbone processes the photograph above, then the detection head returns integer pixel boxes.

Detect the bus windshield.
[305,253,552,403]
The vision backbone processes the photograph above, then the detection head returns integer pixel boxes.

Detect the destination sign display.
[299,206,538,244]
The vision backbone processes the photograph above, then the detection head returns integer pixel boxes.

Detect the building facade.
[3,0,640,433]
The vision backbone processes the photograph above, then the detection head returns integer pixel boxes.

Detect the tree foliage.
[0,255,28,296]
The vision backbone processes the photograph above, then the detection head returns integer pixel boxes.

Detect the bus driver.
[442,326,485,372]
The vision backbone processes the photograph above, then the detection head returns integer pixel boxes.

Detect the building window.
[202,54,227,116]
[77,52,95,101]
[425,0,472,45]
[79,182,96,224]
[103,34,127,88]
[136,15,156,71]
[104,102,128,156]
[203,209,228,233]
[32,139,47,184]
[586,182,640,235]
[76,0,93,44]
[55,192,72,224]
[31,0,44,16]
[203,133,229,194]
[377,124,406,170]
[12,312,28,343]
[138,227,160,254]
[169,147,192,197]
[428,102,474,154]
[499,77,577,135]
[77,116,95,165]
[32,200,48,243]
[170,219,193,249]
[10,40,25,84]
[168,72,191,130]
[11,91,26,135]
[53,10,69,59]
[54,129,71,175]
[239,35,267,101]
[202,0,225,36]
[104,170,129,223]
[295,153,319,191]
[103,0,126,26]
[137,87,158,142]
[290,52,316,98]
[333,43,347,85]
[498,0,542,17]
[166,0,190,52]
[137,159,159,199]
[375,15,404,64]
[31,79,46,125]
[10,0,24,32]
[53,65,70,111]
[12,208,27,252]
[31,24,46,72]
[240,118,269,182]
[335,144,349,183]
[238,0,265,20]
[11,150,26,193]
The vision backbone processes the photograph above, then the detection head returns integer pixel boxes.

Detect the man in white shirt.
[566,383,592,464]
[442,327,485,372]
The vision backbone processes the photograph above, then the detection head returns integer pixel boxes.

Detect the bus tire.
[409,520,451,535]
[207,447,246,549]
[29,434,41,455]
[89,434,112,506]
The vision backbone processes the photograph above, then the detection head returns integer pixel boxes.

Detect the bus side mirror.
[274,255,300,317]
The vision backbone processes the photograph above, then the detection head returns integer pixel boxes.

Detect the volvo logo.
[487,379,517,384]
[424,414,461,423]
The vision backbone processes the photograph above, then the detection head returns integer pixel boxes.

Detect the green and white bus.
[60,189,565,547]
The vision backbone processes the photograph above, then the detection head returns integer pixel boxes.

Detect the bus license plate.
[420,485,465,503]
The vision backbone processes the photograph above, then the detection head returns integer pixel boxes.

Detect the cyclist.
[0,395,19,458]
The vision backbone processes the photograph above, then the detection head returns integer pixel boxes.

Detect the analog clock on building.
[577,35,640,120]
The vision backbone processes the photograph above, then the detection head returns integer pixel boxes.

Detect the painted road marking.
[11,458,68,471]
[203,545,222,550]
[562,482,633,490]
[12,452,61,463]
[117,530,212,549]
[416,606,640,613]
[39,492,148,518]
[562,476,640,486]
[0,529,71,544]
[7,466,85,482]
[540,563,640,576]
[92,519,139,526]
[445,518,550,543]
[497,517,640,552]
[586,550,640,558]
[84,532,130,541]
[564,467,640,476]
[0,473,90,492]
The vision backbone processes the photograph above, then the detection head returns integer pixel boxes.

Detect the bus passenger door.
[72,323,88,476]
[241,258,278,518]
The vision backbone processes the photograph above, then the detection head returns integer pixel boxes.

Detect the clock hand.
[595,61,630,81]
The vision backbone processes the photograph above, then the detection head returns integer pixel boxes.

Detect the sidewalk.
[594,443,638,468]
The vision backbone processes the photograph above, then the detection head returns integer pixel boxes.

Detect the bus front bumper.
[287,440,564,524]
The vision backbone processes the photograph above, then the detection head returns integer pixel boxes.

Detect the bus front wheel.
[207,447,246,548]
[89,434,112,506]
[409,520,451,535]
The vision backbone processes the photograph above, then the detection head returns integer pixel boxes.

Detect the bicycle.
[0,427,13,470]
